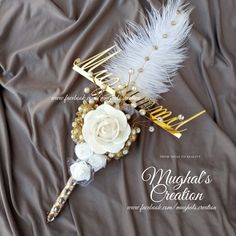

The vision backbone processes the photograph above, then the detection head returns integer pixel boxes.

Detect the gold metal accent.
[47,176,77,223]
[72,46,206,138]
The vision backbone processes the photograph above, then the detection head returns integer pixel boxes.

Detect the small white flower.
[74,143,93,161]
[70,161,92,181]
[88,154,107,172]
[82,104,131,154]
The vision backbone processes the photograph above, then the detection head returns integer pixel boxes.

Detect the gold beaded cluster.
[107,126,141,160]
[71,100,95,143]
[70,90,141,160]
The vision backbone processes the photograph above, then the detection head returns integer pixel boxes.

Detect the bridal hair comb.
[47,0,205,222]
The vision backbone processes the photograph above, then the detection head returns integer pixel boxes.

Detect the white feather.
[105,0,193,99]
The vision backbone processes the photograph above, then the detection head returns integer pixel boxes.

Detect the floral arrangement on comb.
[47,0,205,222]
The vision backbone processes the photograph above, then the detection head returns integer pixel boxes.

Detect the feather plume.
[105,0,193,99]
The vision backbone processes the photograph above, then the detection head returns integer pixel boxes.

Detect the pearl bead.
[131,86,137,91]
[128,68,134,75]
[100,84,107,90]
[136,127,141,133]
[126,114,131,120]
[145,56,150,61]
[84,87,90,94]
[126,141,132,146]
[108,153,115,158]
[79,135,84,141]
[138,68,144,73]
[139,109,146,116]
[131,102,137,108]
[78,106,83,112]
[132,129,136,135]
[116,152,123,158]
[157,117,163,122]
[104,100,110,105]
[162,33,168,38]
[149,126,155,132]
[117,84,124,90]
[171,20,176,25]
[178,114,185,120]
[73,128,79,134]
[123,149,129,155]
[89,99,95,105]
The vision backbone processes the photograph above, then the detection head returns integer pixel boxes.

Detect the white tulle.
[73,143,107,172]
[87,154,107,172]
[70,161,92,181]
[105,0,193,99]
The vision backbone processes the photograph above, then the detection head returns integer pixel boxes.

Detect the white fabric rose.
[82,104,131,154]
[74,143,93,161]
[70,161,92,181]
[87,154,107,172]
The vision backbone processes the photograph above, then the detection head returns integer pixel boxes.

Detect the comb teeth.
[72,47,206,138]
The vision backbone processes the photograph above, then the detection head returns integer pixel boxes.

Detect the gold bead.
[88,99,95,105]
[108,153,115,158]
[177,9,181,15]
[72,122,77,127]
[131,135,137,142]
[145,56,150,61]
[171,20,176,26]
[115,152,123,159]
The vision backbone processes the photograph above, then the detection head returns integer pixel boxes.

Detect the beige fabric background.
[0,0,236,235]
